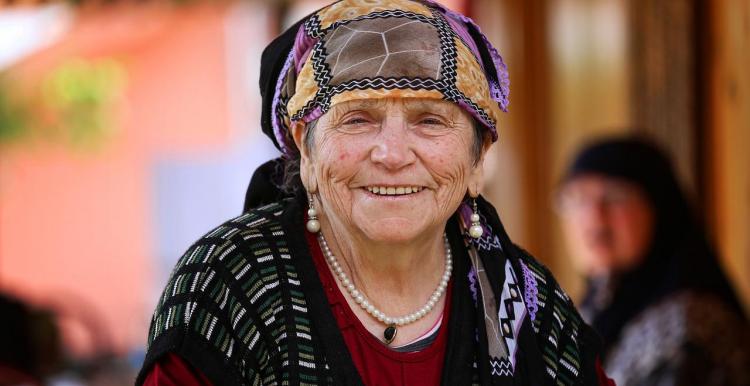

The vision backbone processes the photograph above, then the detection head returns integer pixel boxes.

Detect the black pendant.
[383,324,397,344]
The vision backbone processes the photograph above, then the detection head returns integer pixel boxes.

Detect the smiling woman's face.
[293,98,486,244]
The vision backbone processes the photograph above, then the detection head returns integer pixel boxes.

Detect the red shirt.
[306,231,450,385]
[143,352,212,386]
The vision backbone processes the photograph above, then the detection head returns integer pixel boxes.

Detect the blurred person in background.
[136,1,615,385]
[0,292,134,386]
[0,293,61,386]
[557,136,750,386]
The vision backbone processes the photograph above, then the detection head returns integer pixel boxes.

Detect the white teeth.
[366,186,423,196]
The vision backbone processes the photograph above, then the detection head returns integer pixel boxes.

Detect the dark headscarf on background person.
[564,136,746,356]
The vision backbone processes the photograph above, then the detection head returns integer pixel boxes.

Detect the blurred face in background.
[557,174,656,277]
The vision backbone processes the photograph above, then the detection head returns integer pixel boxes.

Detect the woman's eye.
[342,117,369,125]
[419,117,445,125]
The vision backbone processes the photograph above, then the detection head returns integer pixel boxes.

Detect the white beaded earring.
[469,198,483,239]
[306,196,321,233]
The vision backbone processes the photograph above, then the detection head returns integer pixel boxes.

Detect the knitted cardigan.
[136,195,602,386]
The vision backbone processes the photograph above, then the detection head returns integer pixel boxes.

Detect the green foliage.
[0,78,30,143]
[0,57,126,150]
[43,58,126,148]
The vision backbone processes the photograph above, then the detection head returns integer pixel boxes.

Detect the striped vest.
[137,196,602,385]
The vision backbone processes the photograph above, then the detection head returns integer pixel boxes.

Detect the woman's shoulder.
[510,244,583,326]
[153,200,293,296]
[202,199,291,241]
[175,199,295,269]
[139,198,308,385]
[505,244,605,385]
[151,197,299,320]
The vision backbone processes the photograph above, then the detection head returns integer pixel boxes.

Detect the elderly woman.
[557,137,749,386]
[137,1,612,385]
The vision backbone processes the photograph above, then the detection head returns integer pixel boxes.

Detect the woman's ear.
[468,163,484,197]
[291,121,318,193]
[468,139,490,197]
[290,120,307,157]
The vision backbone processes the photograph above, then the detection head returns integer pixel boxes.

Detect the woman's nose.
[370,119,415,170]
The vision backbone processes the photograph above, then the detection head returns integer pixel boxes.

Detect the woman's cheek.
[425,140,472,181]
[314,136,362,198]
[315,161,354,225]
[426,143,474,209]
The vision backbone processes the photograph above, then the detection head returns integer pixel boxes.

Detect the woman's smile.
[364,185,425,196]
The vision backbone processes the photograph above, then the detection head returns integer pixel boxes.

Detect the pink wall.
[0,1,235,354]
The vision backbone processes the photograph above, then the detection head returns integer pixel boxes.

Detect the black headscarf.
[258,17,306,153]
[565,136,746,356]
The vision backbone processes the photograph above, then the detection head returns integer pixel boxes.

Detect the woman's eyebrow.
[329,99,383,115]
[405,105,459,124]
[354,99,389,110]
[403,100,452,115]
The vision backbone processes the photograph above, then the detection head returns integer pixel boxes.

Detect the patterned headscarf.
[261,0,510,155]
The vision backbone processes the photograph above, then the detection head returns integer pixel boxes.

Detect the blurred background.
[0,0,747,384]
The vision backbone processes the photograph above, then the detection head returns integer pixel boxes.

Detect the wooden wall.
[629,0,701,197]
[707,0,750,313]
[472,0,749,309]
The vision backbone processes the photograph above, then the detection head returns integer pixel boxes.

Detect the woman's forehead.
[328,98,463,114]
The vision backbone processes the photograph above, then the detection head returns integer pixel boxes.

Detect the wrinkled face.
[293,98,486,244]
[557,174,655,276]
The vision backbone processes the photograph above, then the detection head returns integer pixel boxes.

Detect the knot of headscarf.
[261,0,510,155]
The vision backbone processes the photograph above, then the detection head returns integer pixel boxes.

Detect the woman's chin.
[354,217,432,243]
[347,190,444,242]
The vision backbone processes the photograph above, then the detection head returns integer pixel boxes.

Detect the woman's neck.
[318,218,447,312]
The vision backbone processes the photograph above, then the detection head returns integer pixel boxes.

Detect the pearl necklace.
[317,233,452,345]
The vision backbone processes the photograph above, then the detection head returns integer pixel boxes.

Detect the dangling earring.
[469,198,483,239]
[306,195,321,233]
